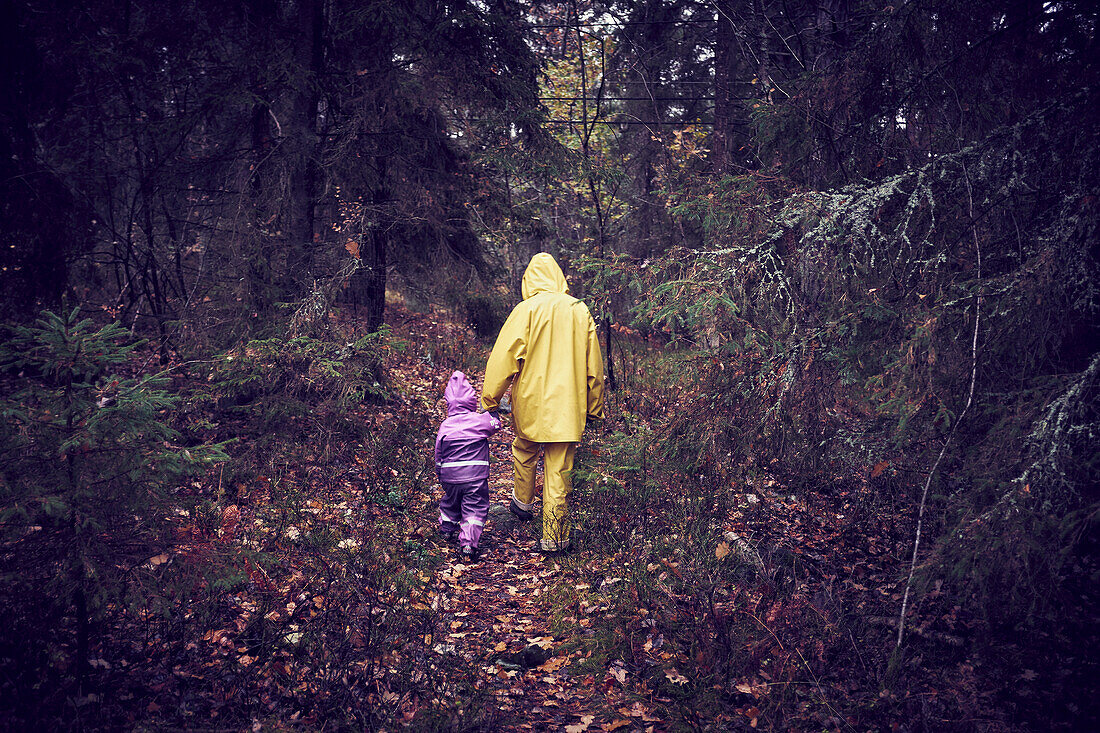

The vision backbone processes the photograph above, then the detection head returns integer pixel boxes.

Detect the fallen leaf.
[618,702,661,722]
[602,720,631,731]
[565,714,595,733]
[527,636,554,649]
[539,656,568,672]
[665,668,688,685]
[715,541,730,559]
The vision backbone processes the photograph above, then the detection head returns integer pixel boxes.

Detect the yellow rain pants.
[510,436,576,550]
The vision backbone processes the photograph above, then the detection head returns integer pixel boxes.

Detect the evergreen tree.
[0,309,225,692]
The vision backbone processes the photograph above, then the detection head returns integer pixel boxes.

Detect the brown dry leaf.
[493,641,507,653]
[608,664,627,684]
[527,636,554,649]
[565,714,594,733]
[602,720,631,732]
[149,553,169,566]
[538,656,568,672]
[715,541,731,559]
[664,668,688,685]
[617,702,661,723]
[870,460,890,478]
[735,680,769,697]
[220,504,240,538]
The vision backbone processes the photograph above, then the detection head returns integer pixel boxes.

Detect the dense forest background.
[1,0,1097,730]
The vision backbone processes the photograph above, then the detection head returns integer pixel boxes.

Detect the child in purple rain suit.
[436,371,502,562]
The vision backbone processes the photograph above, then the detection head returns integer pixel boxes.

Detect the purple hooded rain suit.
[435,371,502,549]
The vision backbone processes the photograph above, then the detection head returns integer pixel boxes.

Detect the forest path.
[384,305,633,731]
[426,432,606,730]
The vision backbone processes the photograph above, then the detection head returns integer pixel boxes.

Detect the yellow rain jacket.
[482,253,605,442]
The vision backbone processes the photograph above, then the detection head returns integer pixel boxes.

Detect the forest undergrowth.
[3,298,1095,732]
[3,2,1098,730]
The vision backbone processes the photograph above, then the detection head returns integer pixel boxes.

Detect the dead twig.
[896,159,982,649]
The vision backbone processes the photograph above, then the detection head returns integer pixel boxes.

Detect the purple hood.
[445,371,478,415]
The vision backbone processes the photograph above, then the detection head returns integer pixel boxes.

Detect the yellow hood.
[521,253,570,300]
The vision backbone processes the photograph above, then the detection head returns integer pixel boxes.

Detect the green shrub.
[209,331,390,415]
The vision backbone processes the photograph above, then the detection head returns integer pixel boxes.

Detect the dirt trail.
[424,418,607,730]
[379,306,654,731]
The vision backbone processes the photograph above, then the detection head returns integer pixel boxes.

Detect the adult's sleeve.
[481,306,526,412]
[585,311,606,420]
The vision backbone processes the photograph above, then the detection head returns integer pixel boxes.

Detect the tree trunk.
[284,0,323,294]
[712,0,757,171]
[245,0,278,319]
[713,0,736,174]
[347,157,390,334]
[74,574,89,696]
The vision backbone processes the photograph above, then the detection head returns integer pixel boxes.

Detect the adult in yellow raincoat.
[482,253,605,552]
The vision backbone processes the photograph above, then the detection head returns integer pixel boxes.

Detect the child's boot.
[437,520,459,545]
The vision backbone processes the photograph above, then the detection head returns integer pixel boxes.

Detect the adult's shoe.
[509,492,534,522]
[537,538,572,555]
